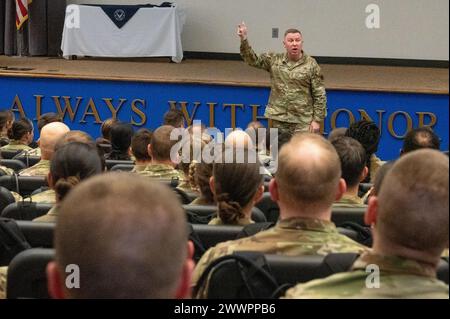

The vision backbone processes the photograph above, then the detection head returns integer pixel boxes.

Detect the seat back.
[13,153,41,168]
[191,223,243,250]
[331,206,367,226]
[16,220,55,248]
[0,159,26,172]
[1,202,53,221]
[255,192,279,223]
[105,160,134,170]
[437,258,449,284]
[0,175,48,197]
[0,186,16,214]
[195,252,358,299]
[0,149,22,159]
[7,248,54,299]
[110,164,134,172]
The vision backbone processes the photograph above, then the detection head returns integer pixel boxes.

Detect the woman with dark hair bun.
[345,120,384,183]
[0,118,34,151]
[105,122,134,161]
[33,142,103,223]
[209,148,264,226]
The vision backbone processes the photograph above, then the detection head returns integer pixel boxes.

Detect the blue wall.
[1,76,448,160]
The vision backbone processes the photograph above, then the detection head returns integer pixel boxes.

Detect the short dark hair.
[332,137,366,188]
[163,109,185,128]
[284,28,302,37]
[402,127,440,154]
[131,128,153,161]
[8,118,33,140]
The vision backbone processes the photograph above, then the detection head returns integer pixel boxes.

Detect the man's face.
[283,32,303,61]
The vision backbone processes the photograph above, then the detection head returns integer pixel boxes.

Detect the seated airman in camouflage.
[0,118,34,152]
[284,149,449,299]
[130,128,153,173]
[137,125,186,183]
[192,133,367,298]
[19,122,70,177]
[332,136,368,208]
[24,112,63,157]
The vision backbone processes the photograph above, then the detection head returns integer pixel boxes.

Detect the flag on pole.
[16,0,32,30]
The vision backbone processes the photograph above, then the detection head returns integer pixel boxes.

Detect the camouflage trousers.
[271,120,309,137]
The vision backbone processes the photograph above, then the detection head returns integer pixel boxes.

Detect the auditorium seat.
[0,149,23,159]
[0,186,16,213]
[0,159,27,172]
[110,164,134,172]
[255,192,279,223]
[105,159,134,170]
[16,220,55,248]
[191,223,243,250]
[0,175,48,197]
[331,206,366,226]
[7,248,54,299]
[13,153,41,168]
[1,202,53,221]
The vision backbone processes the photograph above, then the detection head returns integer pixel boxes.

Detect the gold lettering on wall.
[388,111,413,139]
[53,96,83,121]
[223,103,244,129]
[131,99,147,126]
[207,102,217,127]
[417,112,437,128]
[34,95,44,121]
[10,95,26,118]
[80,98,102,123]
[103,98,127,120]
[330,108,355,129]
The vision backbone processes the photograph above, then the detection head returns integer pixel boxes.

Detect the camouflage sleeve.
[0,267,7,299]
[310,61,327,122]
[240,39,273,72]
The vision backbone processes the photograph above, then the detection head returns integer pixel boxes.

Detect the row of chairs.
[6,247,449,299]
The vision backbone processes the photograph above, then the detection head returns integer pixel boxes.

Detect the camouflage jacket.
[0,266,6,299]
[137,164,186,182]
[0,140,32,151]
[192,217,367,293]
[33,204,58,223]
[19,159,50,176]
[333,194,367,208]
[208,216,254,226]
[23,147,41,157]
[240,39,327,128]
[29,189,56,204]
[284,252,449,299]
[0,165,14,176]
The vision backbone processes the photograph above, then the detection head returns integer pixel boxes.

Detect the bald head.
[39,122,70,160]
[225,130,254,150]
[53,173,189,298]
[276,133,342,211]
[376,149,449,258]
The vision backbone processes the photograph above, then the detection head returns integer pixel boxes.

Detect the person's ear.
[365,195,378,226]
[269,178,279,202]
[46,262,66,299]
[209,176,215,196]
[360,166,369,182]
[335,178,346,201]
[147,144,153,158]
[175,241,195,299]
[253,184,265,204]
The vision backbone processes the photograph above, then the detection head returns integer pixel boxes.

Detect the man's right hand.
[237,22,247,41]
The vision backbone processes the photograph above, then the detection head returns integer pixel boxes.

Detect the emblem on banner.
[114,9,126,21]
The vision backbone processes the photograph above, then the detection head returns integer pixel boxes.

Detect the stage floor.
[0,55,448,94]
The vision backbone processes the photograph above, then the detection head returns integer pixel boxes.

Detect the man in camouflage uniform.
[0,267,6,299]
[137,125,186,183]
[332,137,367,208]
[284,149,449,298]
[238,23,327,135]
[192,134,367,298]
[19,122,70,177]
